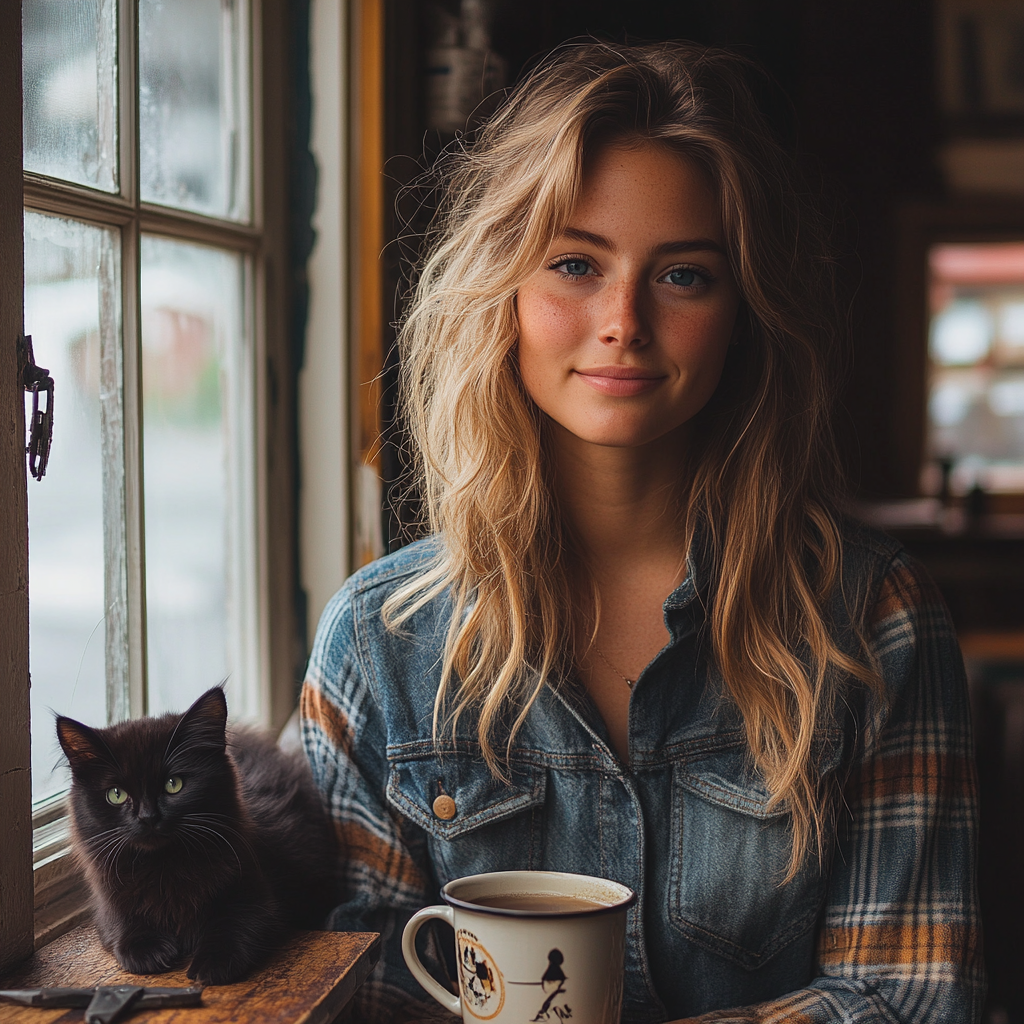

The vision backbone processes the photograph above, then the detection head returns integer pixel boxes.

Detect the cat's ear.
[56,717,114,774]
[171,686,228,754]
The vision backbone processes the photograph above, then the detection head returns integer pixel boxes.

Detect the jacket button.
[432,795,457,820]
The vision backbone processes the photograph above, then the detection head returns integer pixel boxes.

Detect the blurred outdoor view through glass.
[25,227,250,802]
[25,212,119,802]
[139,0,250,220]
[926,243,1024,495]
[23,0,118,192]
[142,237,247,717]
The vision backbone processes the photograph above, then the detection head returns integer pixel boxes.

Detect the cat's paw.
[115,932,182,975]
[187,947,251,986]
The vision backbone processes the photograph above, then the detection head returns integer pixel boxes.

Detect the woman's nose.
[597,279,649,347]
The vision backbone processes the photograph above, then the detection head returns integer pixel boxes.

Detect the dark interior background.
[371,4,1023,1020]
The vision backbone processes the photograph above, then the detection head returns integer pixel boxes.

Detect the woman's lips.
[573,366,665,396]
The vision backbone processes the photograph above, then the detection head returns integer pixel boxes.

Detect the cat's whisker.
[184,812,255,837]
[183,814,258,861]
[86,832,125,859]
[93,830,127,863]
[183,814,258,851]
[91,843,123,873]
[176,825,222,864]
[91,825,128,846]
[179,823,243,873]
[83,825,124,848]
[187,825,243,866]
[97,833,131,885]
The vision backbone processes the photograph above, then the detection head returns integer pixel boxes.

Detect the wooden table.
[0,926,380,1024]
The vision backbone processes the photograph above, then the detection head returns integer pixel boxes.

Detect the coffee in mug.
[402,869,635,1022]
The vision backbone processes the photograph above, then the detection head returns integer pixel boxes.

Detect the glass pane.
[25,212,122,803]
[23,0,118,192]
[139,0,251,221]
[925,243,1024,494]
[141,236,257,718]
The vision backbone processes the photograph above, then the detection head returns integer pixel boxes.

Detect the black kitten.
[56,687,339,985]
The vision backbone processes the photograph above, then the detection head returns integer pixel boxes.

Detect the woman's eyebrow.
[651,238,727,257]
[558,226,726,257]
[560,226,614,249]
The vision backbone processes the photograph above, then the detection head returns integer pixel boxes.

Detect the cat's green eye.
[164,776,183,794]
[106,787,128,806]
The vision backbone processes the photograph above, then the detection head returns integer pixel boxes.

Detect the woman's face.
[516,143,740,451]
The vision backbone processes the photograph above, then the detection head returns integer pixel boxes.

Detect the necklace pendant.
[593,645,637,691]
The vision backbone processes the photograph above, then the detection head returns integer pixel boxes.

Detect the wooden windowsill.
[1,925,381,1024]
[33,856,90,951]
[32,794,89,950]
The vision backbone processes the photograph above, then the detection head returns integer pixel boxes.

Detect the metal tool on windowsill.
[0,984,203,1022]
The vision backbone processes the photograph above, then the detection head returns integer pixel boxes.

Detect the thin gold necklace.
[593,646,635,690]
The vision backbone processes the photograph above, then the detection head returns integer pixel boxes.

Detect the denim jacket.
[301,522,983,1022]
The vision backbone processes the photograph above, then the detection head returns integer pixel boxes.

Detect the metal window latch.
[0,984,204,1022]
[17,333,54,481]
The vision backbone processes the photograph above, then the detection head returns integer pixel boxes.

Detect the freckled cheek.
[660,305,736,375]
[516,291,592,401]
[517,290,591,356]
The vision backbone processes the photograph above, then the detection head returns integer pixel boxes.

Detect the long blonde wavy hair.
[384,40,879,879]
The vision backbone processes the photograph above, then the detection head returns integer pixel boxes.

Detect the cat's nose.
[137,802,160,825]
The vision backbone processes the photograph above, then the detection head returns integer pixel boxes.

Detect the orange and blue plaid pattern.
[671,556,984,1022]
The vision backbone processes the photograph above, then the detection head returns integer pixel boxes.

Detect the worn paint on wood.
[0,926,380,1024]
[0,0,34,977]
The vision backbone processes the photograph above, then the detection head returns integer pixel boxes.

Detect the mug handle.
[402,904,461,1016]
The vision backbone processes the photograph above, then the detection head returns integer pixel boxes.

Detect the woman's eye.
[664,267,706,288]
[106,787,128,806]
[164,776,184,794]
[551,258,592,278]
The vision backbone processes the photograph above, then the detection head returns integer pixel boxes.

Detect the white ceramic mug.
[402,869,636,1023]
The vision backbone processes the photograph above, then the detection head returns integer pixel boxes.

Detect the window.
[890,203,1024,501]
[924,243,1024,496]
[24,0,263,809]
[0,0,303,961]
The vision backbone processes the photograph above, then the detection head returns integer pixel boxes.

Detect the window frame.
[0,0,33,976]
[1,0,302,961]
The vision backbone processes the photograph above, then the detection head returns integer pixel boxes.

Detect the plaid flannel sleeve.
[300,586,450,1023]
[679,549,985,1023]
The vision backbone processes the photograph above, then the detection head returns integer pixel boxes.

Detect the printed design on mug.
[456,929,505,1020]
[509,948,573,1022]
[531,948,572,1022]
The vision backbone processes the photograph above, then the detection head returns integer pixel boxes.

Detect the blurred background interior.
[17,1,1024,1020]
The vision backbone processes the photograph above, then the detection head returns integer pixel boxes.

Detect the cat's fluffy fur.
[56,687,339,985]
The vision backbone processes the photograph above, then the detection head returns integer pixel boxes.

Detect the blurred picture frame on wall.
[936,0,1024,197]
[939,138,1024,195]
[936,0,1024,116]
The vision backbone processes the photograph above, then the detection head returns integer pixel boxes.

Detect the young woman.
[301,41,983,1023]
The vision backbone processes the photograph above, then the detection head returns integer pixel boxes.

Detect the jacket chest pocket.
[668,748,832,971]
[387,754,547,881]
